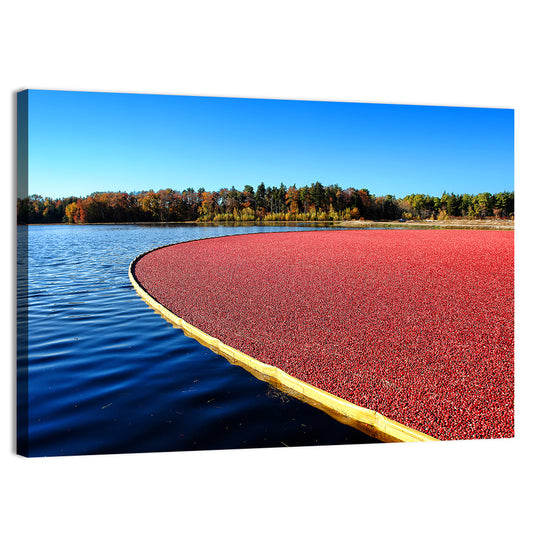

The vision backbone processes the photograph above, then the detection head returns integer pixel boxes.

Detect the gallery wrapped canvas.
[17,90,514,457]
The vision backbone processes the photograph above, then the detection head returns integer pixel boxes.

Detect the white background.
[2,2,531,531]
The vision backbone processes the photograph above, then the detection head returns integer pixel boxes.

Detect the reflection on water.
[18,223,379,457]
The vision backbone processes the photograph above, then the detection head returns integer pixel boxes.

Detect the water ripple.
[20,223,379,456]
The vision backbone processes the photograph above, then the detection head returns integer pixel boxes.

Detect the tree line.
[17,182,514,225]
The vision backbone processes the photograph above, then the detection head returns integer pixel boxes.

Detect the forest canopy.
[17,182,514,225]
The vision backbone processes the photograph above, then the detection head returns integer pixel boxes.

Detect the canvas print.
[17,90,514,457]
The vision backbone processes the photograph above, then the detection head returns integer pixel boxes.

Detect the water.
[18,223,380,457]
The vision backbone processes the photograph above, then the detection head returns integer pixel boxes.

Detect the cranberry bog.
[130,229,514,442]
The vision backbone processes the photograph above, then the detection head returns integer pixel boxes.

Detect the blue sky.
[26,90,514,199]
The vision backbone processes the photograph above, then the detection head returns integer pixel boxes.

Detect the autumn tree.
[285,185,300,216]
[242,185,255,210]
[65,202,80,223]
[138,191,160,221]
[198,190,220,220]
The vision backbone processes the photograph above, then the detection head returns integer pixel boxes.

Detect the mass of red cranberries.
[133,230,514,441]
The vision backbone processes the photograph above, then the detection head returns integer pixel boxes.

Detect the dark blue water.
[18,223,380,457]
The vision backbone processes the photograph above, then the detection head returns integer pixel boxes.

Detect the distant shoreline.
[23,218,514,230]
[339,218,514,230]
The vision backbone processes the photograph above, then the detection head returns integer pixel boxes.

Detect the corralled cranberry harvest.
[132,230,514,441]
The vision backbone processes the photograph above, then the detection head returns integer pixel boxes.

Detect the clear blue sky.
[26,90,514,199]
